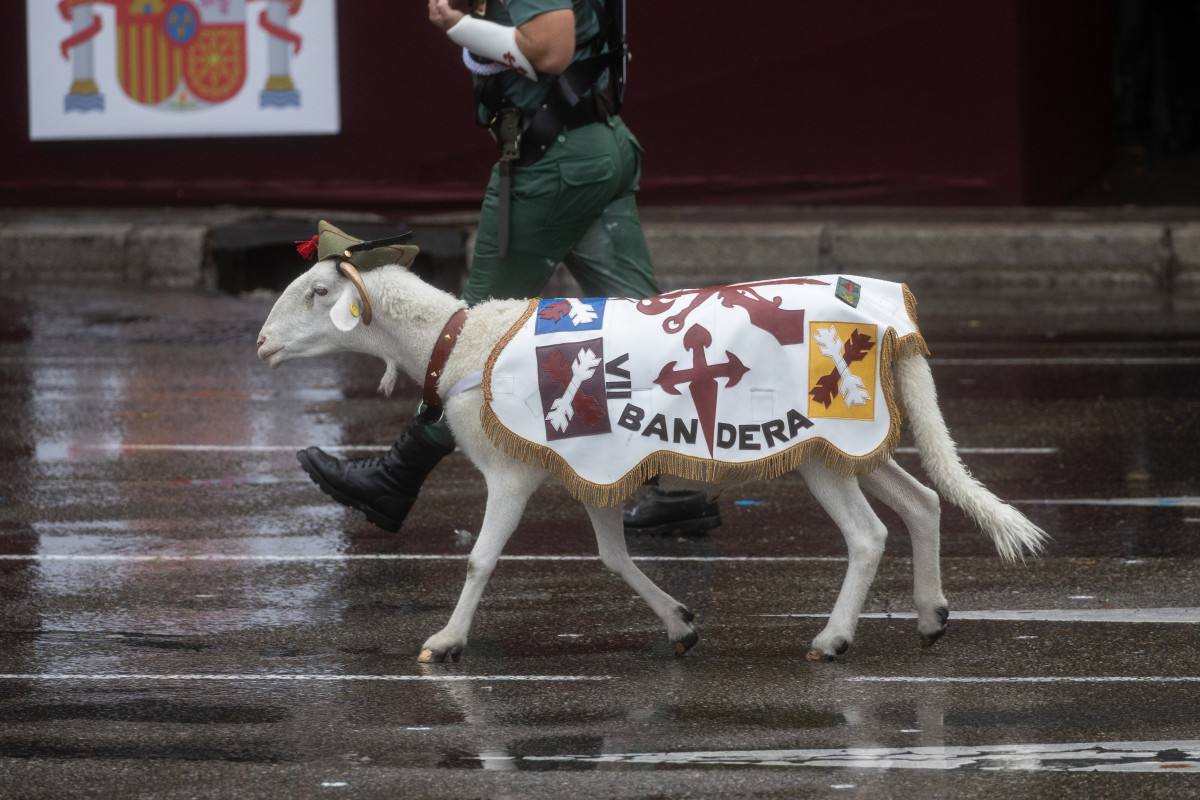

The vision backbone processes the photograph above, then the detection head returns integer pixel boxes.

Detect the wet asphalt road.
[1,283,1199,799]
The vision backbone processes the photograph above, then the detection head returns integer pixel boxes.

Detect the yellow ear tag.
[350,302,360,318]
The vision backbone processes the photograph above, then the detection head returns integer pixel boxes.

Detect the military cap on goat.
[296,220,420,270]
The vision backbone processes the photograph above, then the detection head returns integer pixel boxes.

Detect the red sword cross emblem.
[654,325,750,456]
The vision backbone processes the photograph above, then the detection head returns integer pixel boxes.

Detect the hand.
[428,0,465,32]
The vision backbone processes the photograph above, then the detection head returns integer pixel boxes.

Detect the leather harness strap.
[422,308,469,419]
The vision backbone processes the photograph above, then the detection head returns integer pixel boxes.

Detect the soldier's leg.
[297,418,455,533]
[462,164,563,305]
[562,192,660,299]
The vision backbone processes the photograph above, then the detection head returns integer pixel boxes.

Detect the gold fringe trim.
[902,283,921,332]
[480,314,932,508]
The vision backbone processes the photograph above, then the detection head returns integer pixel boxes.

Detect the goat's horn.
[337,261,373,326]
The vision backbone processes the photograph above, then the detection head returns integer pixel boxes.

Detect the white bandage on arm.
[446,16,537,80]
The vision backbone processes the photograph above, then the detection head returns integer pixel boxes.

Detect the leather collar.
[421,308,469,420]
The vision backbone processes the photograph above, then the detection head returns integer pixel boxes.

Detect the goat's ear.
[329,286,364,332]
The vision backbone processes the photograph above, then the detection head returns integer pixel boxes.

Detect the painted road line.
[520,739,1200,772]
[0,356,130,364]
[78,444,1056,455]
[894,447,1059,455]
[1017,497,1200,507]
[0,674,612,682]
[79,444,389,452]
[23,673,1178,686]
[9,355,1197,368]
[932,357,1200,367]
[762,608,1200,624]
[0,554,846,563]
[848,676,1200,684]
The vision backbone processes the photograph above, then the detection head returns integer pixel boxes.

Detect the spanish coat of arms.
[27,0,339,139]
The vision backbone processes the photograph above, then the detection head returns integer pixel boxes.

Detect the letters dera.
[617,403,814,451]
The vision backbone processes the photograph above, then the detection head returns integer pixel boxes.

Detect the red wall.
[1,2,1113,210]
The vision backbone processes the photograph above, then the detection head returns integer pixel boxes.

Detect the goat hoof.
[418,646,461,663]
[673,629,699,657]
[806,637,850,662]
[920,624,948,647]
[919,606,950,647]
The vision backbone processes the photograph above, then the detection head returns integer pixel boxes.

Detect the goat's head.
[256,258,374,369]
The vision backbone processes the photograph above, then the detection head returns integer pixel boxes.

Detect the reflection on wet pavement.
[518,740,1200,772]
[2,284,1199,795]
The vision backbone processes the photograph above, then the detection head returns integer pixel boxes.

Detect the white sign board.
[27,0,340,140]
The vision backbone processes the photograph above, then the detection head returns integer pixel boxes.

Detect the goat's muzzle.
[337,260,373,326]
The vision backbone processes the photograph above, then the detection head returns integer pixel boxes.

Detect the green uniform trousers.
[463,114,660,305]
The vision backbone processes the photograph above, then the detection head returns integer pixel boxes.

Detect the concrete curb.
[0,220,212,288]
[2,208,1198,315]
[637,217,1200,318]
[640,219,1180,291]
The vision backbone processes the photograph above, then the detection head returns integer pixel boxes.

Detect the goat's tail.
[894,354,1049,563]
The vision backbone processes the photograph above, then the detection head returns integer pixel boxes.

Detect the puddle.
[516,739,1200,772]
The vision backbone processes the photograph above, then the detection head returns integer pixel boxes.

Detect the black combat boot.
[297,420,456,532]
[623,488,722,537]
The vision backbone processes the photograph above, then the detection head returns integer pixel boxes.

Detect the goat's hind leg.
[860,459,949,647]
[800,463,889,662]
[587,504,699,655]
[418,462,542,663]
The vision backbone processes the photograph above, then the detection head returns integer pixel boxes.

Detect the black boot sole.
[296,450,404,533]
[623,514,723,538]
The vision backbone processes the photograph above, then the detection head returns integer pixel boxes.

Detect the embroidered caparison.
[481,277,929,508]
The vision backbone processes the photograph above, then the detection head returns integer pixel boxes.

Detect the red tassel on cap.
[295,235,319,260]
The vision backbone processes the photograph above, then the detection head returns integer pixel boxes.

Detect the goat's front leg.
[418,464,542,663]
[799,462,889,662]
[586,505,699,655]
[860,459,949,647]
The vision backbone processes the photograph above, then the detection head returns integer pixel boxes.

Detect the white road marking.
[0,356,130,364]
[848,676,1200,684]
[932,356,1200,367]
[80,444,388,452]
[520,739,1200,772]
[4,672,1193,686]
[895,447,1059,455]
[0,554,846,563]
[762,608,1200,623]
[10,355,1193,368]
[0,673,612,682]
[8,355,1195,368]
[1017,497,1200,507]
[77,444,1056,455]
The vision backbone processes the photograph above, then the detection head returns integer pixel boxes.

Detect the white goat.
[257,259,1047,662]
